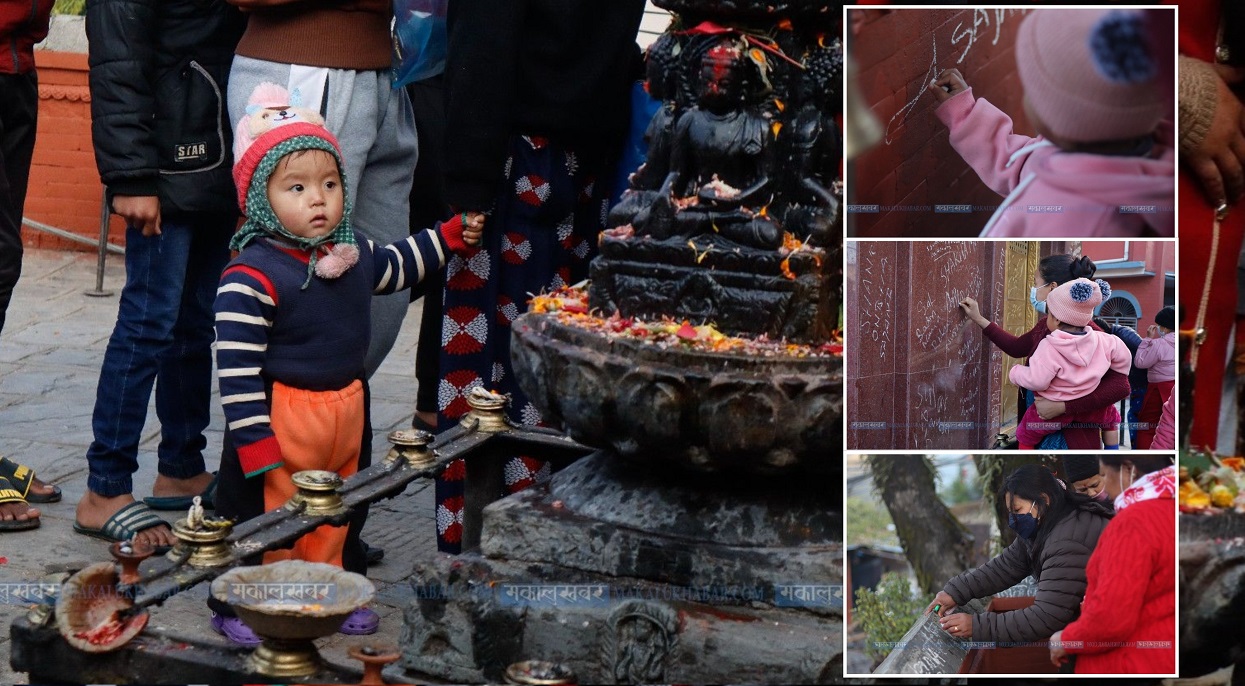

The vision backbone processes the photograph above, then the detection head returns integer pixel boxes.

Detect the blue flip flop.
[144,472,217,511]
[73,500,173,553]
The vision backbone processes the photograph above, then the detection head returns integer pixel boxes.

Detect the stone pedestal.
[395,452,842,684]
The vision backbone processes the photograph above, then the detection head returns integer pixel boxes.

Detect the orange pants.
[262,379,364,568]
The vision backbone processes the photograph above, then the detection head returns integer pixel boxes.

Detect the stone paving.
[0,248,442,683]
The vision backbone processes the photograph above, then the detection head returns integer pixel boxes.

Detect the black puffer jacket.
[86,0,245,218]
[943,505,1111,644]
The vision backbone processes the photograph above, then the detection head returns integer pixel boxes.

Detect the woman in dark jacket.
[925,464,1113,643]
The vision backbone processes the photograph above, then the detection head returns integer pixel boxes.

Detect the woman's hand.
[929,68,969,104]
[958,297,989,329]
[1146,324,1161,339]
[1033,397,1066,420]
[1186,70,1245,206]
[1049,629,1069,667]
[939,611,972,639]
[924,590,956,618]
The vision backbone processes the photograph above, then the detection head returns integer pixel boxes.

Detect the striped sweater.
[215,227,449,477]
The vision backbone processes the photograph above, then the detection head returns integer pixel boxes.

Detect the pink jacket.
[1151,395,1176,450]
[1134,332,1176,383]
[1009,330,1133,402]
[935,89,1175,238]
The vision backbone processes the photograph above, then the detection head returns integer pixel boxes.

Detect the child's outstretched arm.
[931,68,1046,197]
[370,212,484,295]
[214,266,283,478]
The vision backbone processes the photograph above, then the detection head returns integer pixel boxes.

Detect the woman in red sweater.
[1049,455,1175,674]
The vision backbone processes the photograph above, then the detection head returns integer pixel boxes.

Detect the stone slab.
[397,554,843,685]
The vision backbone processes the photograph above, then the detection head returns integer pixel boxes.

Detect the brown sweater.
[232,1,391,71]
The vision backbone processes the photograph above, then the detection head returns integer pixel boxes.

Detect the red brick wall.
[25,51,127,252]
[848,8,1034,237]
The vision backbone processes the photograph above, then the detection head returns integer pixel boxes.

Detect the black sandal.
[0,475,41,531]
[0,456,61,504]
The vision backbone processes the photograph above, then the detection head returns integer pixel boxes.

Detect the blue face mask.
[1030,286,1047,314]
[1008,503,1039,540]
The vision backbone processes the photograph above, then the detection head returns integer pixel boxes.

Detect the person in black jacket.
[925,464,1112,644]
[432,0,646,553]
[0,0,57,532]
[72,0,245,551]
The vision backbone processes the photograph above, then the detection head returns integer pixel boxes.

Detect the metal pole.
[84,193,114,297]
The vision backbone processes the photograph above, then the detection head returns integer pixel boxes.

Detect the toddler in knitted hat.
[208,82,480,645]
[1062,455,1109,505]
[1009,278,1133,450]
[929,9,1174,237]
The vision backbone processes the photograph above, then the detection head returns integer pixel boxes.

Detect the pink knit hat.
[231,82,340,215]
[1015,9,1163,143]
[1046,278,1111,328]
[233,121,343,215]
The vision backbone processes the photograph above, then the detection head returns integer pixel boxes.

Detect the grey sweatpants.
[228,56,418,377]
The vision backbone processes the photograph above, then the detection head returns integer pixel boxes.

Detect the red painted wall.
[24,51,128,252]
[1081,241,1175,329]
[847,8,1034,237]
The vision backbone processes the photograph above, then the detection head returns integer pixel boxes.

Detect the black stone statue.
[591,1,843,343]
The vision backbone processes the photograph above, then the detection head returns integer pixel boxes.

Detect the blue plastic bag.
[393,0,448,88]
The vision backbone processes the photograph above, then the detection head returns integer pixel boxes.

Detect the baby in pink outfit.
[1009,278,1133,450]
[929,9,1173,238]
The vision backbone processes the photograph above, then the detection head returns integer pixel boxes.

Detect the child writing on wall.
[1009,278,1133,451]
[206,83,480,644]
[929,9,1173,238]
[1133,306,1176,449]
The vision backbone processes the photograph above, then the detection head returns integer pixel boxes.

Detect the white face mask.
[1030,286,1047,314]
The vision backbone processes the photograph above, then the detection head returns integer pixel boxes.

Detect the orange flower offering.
[528,285,842,358]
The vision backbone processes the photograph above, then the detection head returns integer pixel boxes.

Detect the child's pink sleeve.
[935,88,1044,197]
[1008,346,1057,393]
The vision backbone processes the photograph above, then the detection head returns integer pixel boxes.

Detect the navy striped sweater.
[214,227,449,477]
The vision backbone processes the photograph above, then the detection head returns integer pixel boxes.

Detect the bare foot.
[25,474,58,500]
[0,499,39,524]
[75,491,174,548]
[150,471,214,499]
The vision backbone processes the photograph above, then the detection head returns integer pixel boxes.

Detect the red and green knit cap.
[231,121,358,284]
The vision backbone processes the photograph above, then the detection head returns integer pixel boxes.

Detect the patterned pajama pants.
[434,135,611,552]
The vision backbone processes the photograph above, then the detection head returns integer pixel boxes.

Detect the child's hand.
[462,211,485,246]
[929,68,969,104]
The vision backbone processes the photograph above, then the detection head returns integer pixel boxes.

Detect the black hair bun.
[1072,255,1097,279]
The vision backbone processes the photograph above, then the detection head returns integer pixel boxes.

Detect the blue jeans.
[85,217,233,497]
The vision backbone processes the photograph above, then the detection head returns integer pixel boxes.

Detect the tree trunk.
[973,455,1062,549]
[869,456,974,595]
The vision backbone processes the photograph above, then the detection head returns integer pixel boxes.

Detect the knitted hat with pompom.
[1015,9,1163,143]
[1046,277,1111,328]
[231,82,358,287]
